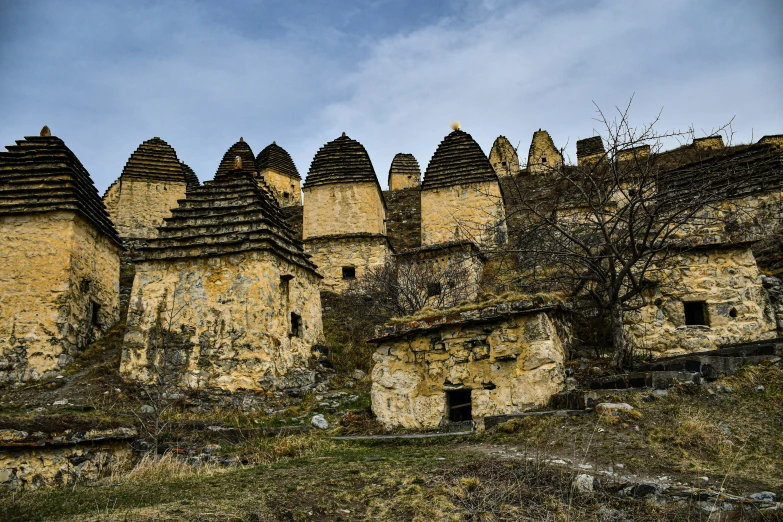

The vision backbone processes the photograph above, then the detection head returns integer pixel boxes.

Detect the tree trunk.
[610,304,629,370]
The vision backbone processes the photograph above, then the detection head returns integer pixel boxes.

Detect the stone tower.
[256,142,302,207]
[488,136,520,177]
[302,133,391,292]
[120,162,323,392]
[0,127,122,382]
[103,137,199,241]
[576,136,605,167]
[388,153,421,191]
[526,129,563,174]
[421,128,506,248]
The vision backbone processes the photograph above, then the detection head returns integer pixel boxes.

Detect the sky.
[1,0,781,193]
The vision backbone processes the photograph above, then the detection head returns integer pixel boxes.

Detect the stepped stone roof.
[179,161,201,191]
[304,134,380,189]
[215,138,257,179]
[576,136,605,158]
[422,130,497,190]
[137,168,318,273]
[120,137,197,186]
[256,142,300,179]
[387,153,421,185]
[0,128,122,246]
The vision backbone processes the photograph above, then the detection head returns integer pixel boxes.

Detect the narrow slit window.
[91,301,101,326]
[290,312,302,337]
[342,266,356,280]
[684,301,708,326]
[447,389,472,422]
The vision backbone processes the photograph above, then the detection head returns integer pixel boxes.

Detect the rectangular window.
[290,312,302,337]
[684,301,708,326]
[427,282,442,297]
[447,389,472,422]
[91,301,101,326]
[280,274,294,302]
[283,191,290,199]
[342,266,356,280]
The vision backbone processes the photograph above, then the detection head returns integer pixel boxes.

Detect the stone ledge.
[0,426,137,447]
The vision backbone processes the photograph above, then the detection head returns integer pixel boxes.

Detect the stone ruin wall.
[0,212,120,383]
[420,181,506,248]
[258,168,302,207]
[396,246,485,309]
[626,245,776,356]
[302,182,386,239]
[371,309,569,430]
[102,178,189,239]
[488,137,520,178]
[120,251,322,392]
[526,131,563,174]
[304,235,391,293]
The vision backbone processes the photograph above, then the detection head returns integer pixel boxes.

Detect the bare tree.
[502,99,776,368]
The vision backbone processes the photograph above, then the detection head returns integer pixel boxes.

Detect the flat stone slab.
[484,410,587,430]
[331,431,475,441]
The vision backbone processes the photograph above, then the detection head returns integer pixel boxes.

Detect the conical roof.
[215,138,257,179]
[179,161,201,192]
[256,142,300,179]
[137,169,318,273]
[0,128,122,246]
[120,137,191,184]
[423,129,497,189]
[387,153,421,186]
[304,134,379,188]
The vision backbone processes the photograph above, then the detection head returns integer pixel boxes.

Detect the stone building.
[420,128,506,248]
[576,136,605,167]
[120,161,323,392]
[387,153,421,191]
[0,127,122,383]
[627,243,776,356]
[302,133,392,292]
[256,142,302,207]
[370,297,570,430]
[488,135,520,177]
[526,129,563,174]
[103,137,200,241]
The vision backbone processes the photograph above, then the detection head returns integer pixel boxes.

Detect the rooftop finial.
[273,141,276,145]
[341,132,346,137]
[233,156,243,169]
[451,121,461,131]
[239,137,244,142]
[40,125,51,137]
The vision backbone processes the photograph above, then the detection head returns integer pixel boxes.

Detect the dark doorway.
[447,389,472,422]
[290,312,302,337]
[684,301,708,326]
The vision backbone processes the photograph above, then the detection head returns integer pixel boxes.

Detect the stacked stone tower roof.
[120,137,199,189]
[137,167,317,273]
[576,136,605,158]
[387,153,421,188]
[0,126,121,246]
[304,133,381,189]
[215,138,257,179]
[256,142,300,179]
[422,129,497,189]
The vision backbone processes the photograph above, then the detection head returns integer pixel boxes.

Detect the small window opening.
[283,191,290,199]
[448,280,456,289]
[501,161,507,167]
[447,389,472,422]
[91,301,101,326]
[290,312,302,337]
[628,188,637,197]
[541,156,547,164]
[342,266,356,280]
[684,301,709,326]
[280,274,293,301]
[729,307,738,318]
[427,282,442,297]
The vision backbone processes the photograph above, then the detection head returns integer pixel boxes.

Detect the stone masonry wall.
[371,309,568,430]
[526,131,563,174]
[421,181,506,248]
[304,235,392,293]
[103,179,189,239]
[259,168,301,207]
[120,251,322,392]
[626,246,776,356]
[302,182,386,239]
[0,212,120,383]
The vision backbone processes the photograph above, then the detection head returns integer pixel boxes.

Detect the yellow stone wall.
[626,246,776,356]
[120,251,323,392]
[489,140,520,177]
[395,247,485,309]
[371,310,568,430]
[302,182,386,239]
[389,172,419,191]
[103,179,189,239]
[421,181,506,248]
[304,236,392,293]
[0,212,120,383]
[527,132,563,174]
[259,168,302,207]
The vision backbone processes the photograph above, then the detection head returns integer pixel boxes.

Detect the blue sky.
[1,0,781,192]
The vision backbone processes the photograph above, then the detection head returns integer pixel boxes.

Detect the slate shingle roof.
[256,142,300,179]
[215,139,257,179]
[179,161,201,192]
[0,130,122,246]
[387,153,421,186]
[422,130,497,190]
[576,136,605,158]
[304,134,379,189]
[137,169,318,273]
[120,137,193,184]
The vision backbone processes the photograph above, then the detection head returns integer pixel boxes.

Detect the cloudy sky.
[1,0,781,192]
